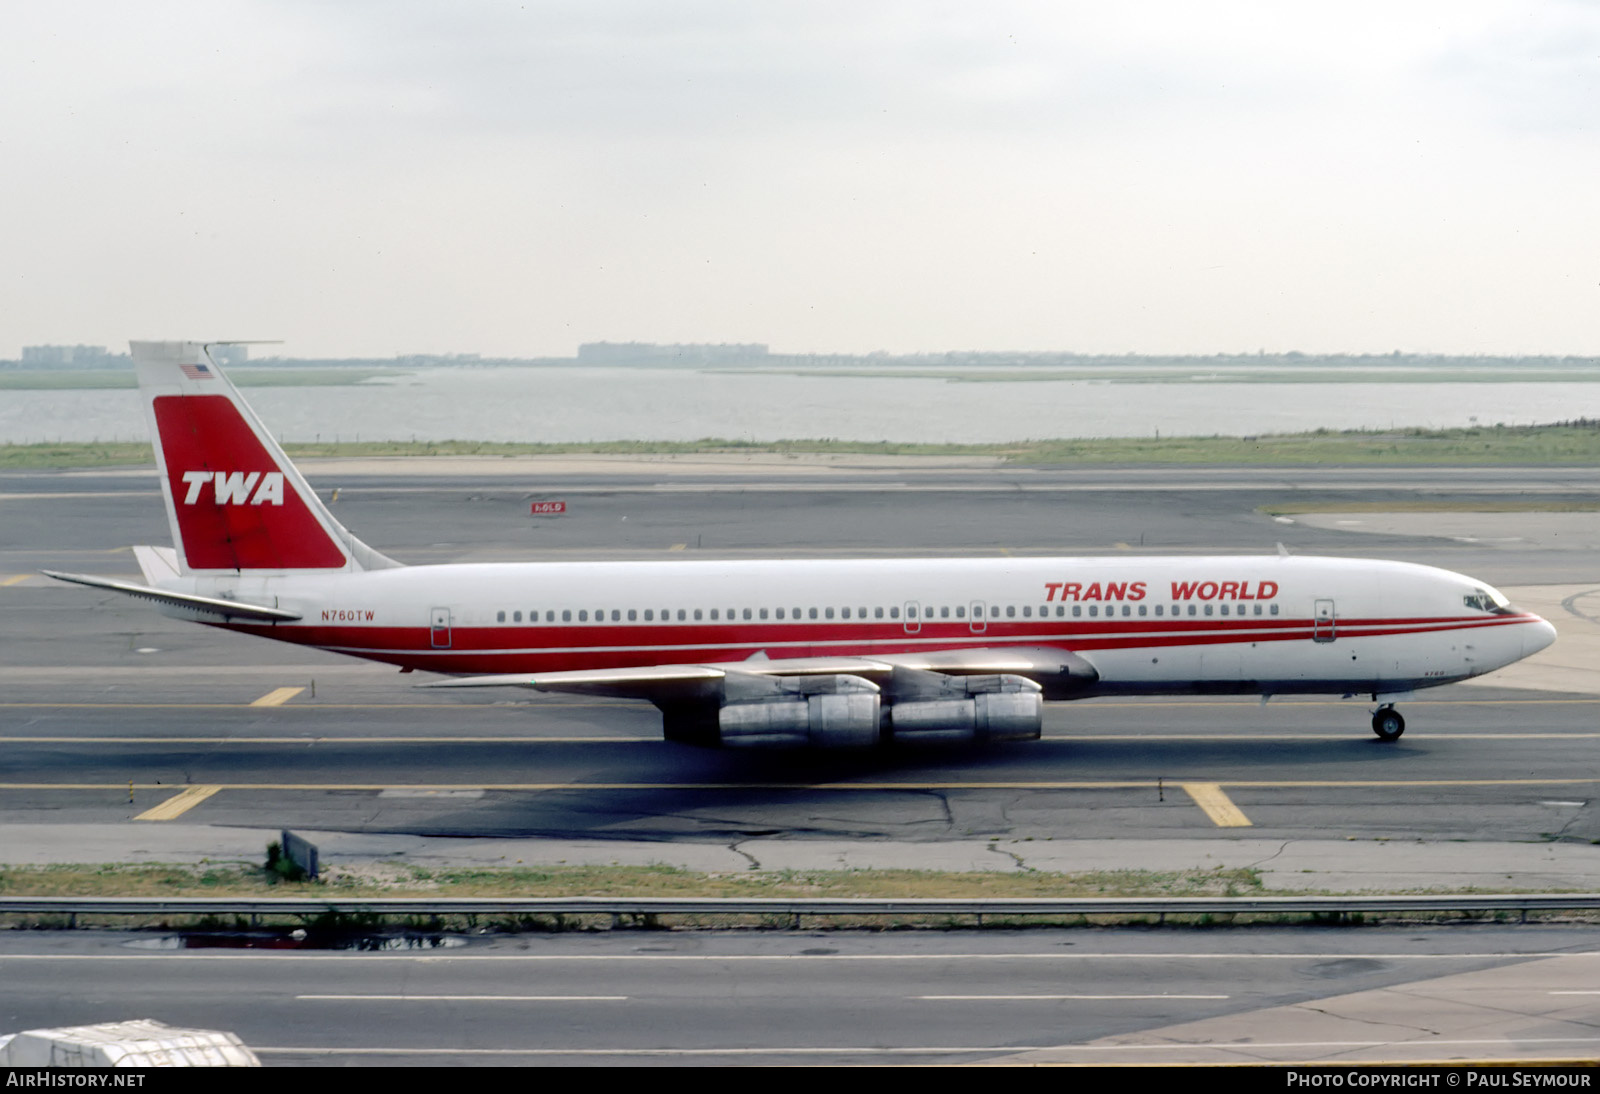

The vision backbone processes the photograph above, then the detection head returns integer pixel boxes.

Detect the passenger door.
[1313,599,1336,643]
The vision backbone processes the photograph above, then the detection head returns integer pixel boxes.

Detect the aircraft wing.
[423,645,1098,701]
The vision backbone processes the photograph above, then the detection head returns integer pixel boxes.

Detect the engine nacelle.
[886,673,1043,743]
[716,674,882,748]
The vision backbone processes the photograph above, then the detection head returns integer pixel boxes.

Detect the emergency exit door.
[430,607,452,649]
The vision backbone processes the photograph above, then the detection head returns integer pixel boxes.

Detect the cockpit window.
[1464,586,1512,613]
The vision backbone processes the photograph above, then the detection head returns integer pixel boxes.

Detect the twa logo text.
[181,471,285,506]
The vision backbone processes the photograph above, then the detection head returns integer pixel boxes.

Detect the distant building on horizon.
[21,344,118,367]
[577,341,768,365]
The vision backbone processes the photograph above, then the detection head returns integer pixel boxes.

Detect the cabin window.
[890,606,899,619]
[1220,604,1229,616]
[956,606,966,618]
[1090,605,1099,617]
[677,609,686,621]
[806,607,816,620]
[562,609,572,622]
[1270,604,1279,615]
[693,608,702,621]
[858,606,867,617]
[1154,605,1163,616]
[775,608,785,620]
[758,608,767,620]
[1073,605,1082,617]
[609,609,619,622]
[578,610,588,622]
[643,609,653,621]
[1022,606,1032,618]
[841,607,851,619]
[710,609,719,620]
[497,610,506,623]
[545,610,554,622]
[820,607,830,619]
[1203,604,1213,616]
[875,607,885,619]
[1253,604,1262,616]
[1005,605,1015,618]
[1188,605,1197,616]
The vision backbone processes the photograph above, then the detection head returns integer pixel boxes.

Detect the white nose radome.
[1524,615,1557,658]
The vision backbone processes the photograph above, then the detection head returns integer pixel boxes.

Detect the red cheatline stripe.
[231,611,1539,654]
[219,613,1544,673]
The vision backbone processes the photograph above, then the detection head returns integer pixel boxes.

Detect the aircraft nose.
[1525,615,1557,657]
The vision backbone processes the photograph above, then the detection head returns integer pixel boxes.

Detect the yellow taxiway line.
[0,701,626,710]
[9,733,1600,744]
[133,785,223,821]
[0,736,659,744]
[15,776,1600,793]
[11,775,1600,829]
[249,686,305,707]
[1180,783,1253,827]
[7,697,1600,710]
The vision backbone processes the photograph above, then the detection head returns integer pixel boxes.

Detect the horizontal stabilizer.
[41,570,301,623]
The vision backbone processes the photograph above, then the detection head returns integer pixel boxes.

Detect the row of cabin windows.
[492,602,1282,623]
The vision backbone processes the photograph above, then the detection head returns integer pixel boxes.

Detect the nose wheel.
[1371,706,1405,741]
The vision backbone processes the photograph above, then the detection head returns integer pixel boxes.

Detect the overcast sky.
[5,1,1598,358]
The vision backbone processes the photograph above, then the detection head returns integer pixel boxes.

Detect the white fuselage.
[191,553,1553,698]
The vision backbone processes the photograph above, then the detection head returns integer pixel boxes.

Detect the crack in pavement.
[989,841,1033,872]
[1293,1002,1442,1038]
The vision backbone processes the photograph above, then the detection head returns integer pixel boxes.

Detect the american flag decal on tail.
[179,363,216,380]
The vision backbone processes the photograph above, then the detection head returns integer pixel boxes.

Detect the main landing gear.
[1370,705,1406,742]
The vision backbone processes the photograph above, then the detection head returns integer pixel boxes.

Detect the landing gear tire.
[1371,708,1405,742]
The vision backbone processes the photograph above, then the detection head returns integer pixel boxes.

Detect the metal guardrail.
[4,894,1600,919]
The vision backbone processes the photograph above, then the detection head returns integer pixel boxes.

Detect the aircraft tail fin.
[133,341,401,575]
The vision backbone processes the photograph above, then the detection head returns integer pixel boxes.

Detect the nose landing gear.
[1371,705,1406,741]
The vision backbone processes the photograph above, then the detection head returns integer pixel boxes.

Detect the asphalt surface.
[5,457,1600,1066]
[4,458,1599,846]
[3,928,1598,1066]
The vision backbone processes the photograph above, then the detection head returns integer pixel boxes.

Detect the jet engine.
[717,674,882,749]
[883,670,1043,743]
[657,666,1045,748]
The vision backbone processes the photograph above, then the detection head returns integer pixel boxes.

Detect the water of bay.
[3,367,1598,445]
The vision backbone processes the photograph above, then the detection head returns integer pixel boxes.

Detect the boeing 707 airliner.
[46,342,1557,748]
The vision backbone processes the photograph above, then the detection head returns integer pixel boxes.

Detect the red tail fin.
[135,342,397,574]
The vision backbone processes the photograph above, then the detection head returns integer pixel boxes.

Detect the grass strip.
[0,861,1263,899]
[1259,500,1600,515]
[6,862,1580,931]
[9,422,1600,470]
